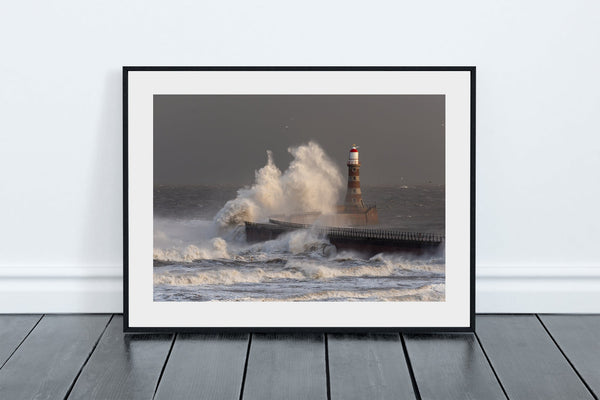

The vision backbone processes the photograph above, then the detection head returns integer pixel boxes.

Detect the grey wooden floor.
[0,315,598,400]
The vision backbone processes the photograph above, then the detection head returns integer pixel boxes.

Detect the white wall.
[1,1,599,313]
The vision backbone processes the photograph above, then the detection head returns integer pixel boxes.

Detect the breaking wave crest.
[246,229,331,255]
[154,227,332,263]
[369,253,446,274]
[154,268,304,286]
[153,238,230,262]
[153,257,444,286]
[153,218,233,262]
[214,141,343,227]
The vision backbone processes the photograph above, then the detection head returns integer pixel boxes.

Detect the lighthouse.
[344,145,365,208]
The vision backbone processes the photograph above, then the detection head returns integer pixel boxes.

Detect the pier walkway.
[245,219,444,255]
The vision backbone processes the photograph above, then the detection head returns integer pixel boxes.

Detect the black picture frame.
[123,66,475,333]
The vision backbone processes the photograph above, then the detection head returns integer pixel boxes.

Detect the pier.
[244,219,444,255]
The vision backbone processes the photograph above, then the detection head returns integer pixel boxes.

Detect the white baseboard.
[476,267,600,313]
[1,266,599,313]
[0,267,123,313]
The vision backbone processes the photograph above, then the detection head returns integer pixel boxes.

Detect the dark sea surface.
[153,185,445,302]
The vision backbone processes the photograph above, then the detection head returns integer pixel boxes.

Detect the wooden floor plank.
[242,333,328,400]
[476,315,594,400]
[539,315,600,398]
[328,333,415,400]
[0,314,111,400]
[0,314,41,368]
[154,333,249,400]
[404,333,506,400]
[66,315,173,400]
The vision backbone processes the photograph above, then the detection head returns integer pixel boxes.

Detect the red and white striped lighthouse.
[344,145,365,208]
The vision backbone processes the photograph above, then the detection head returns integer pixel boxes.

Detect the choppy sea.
[153,185,445,302]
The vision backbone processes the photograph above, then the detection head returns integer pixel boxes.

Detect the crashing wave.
[214,142,343,227]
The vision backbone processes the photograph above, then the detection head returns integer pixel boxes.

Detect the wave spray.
[214,141,344,227]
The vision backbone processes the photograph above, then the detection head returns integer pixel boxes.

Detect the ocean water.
[153,184,445,302]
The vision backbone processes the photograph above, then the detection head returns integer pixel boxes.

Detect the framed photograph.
[124,67,475,332]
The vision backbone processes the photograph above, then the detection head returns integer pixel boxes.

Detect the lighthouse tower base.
[333,204,379,226]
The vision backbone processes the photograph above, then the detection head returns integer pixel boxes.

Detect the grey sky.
[154,95,444,186]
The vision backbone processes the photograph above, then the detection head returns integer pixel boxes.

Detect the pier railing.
[264,219,444,243]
